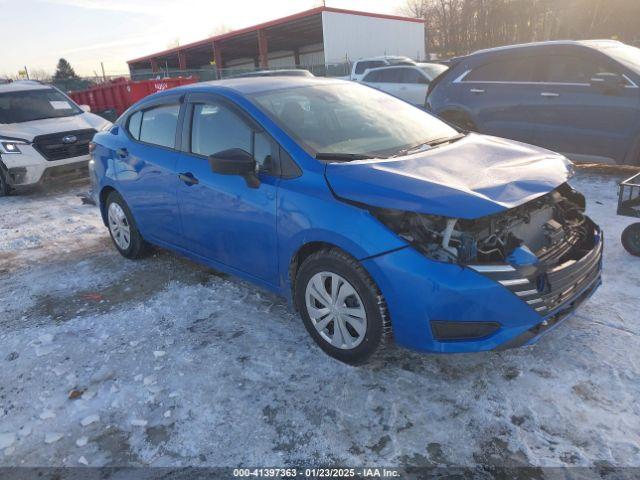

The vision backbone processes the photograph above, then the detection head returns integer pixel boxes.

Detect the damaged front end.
[372,183,603,318]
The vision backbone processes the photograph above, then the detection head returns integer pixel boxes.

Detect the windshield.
[0,88,82,124]
[600,44,640,74]
[420,64,448,80]
[250,83,457,158]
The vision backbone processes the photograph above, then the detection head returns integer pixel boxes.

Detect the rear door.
[395,67,430,105]
[454,55,540,144]
[529,52,640,163]
[115,97,184,246]
[366,68,404,99]
[174,93,280,286]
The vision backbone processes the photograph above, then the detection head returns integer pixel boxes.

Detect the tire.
[622,223,640,257]
[0,167,10,197]
[294,248,391,365]
[105,191,149,259]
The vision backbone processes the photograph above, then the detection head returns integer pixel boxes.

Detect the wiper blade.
[426,133,466,147]
[315,152,372,162]
[392,133,466,158]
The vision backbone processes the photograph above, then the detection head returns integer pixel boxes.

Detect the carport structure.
[127,6,425,79]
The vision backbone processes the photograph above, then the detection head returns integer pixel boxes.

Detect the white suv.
[349,56,417,81]
[361,63,449,106]
[0,81,111,195]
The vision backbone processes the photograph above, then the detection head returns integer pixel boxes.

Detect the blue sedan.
[90,77,602,364]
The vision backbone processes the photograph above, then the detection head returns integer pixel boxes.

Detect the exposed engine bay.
[372,183,597,267]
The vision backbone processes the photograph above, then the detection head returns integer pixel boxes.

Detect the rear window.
[0,88,82,124]
[466,57,536,82]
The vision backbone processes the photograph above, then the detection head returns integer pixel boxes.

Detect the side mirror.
[208,148,260,188]
[80,104,91,112]
[590,72,626,93]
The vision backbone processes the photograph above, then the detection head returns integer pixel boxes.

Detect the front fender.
[276,171,407,297]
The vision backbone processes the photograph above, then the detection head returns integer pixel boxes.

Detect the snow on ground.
[0,172,638,468]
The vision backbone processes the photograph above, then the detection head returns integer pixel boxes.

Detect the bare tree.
[401,0,640,57]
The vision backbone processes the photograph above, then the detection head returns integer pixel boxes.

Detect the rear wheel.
[622,223,640,257]
[105,191,149,259]
[294,248,391,365]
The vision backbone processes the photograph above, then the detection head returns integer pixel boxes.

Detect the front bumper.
[362,225,603,353]
[1,144,90,187]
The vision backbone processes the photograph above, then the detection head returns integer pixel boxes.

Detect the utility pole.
[100,62,106,82]
[24,66,30,80]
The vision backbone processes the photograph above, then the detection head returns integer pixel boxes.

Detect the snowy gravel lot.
[0,171,639,469]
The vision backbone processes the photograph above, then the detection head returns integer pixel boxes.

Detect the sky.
[2,0,407,77]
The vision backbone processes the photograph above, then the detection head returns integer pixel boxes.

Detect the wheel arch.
[287,240,372,307]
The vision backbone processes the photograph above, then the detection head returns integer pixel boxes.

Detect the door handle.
[115,147,128,159]
[178,172,199,186]
[541,92,560,97]
[470,88,485,94]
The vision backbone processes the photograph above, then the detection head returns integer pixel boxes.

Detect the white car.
[361,63,449,106]
[0,81,111,195]
[349,56,416,82]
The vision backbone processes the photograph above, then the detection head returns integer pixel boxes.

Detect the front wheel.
[294,249,391,365]
[105,191,149,259]
[0,168,10,197]
[622,223,640,257]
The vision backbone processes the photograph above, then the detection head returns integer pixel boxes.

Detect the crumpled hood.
[325,133,573,220]
[0,113,107,142]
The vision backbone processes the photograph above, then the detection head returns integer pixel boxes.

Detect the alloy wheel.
[304,271,367,350]
[108,202,131,250]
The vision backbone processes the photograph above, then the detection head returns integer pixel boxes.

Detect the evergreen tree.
[53,58,79,81]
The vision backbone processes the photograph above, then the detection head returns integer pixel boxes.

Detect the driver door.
[175,94,279,286]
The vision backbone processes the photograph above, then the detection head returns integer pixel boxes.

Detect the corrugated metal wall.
[321,11,425,63]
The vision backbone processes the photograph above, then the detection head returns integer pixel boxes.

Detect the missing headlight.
[370,183,591,266]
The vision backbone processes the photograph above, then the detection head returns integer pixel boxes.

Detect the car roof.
[0,80,53,94]
[469,39,624,56]
[167,76,347,96]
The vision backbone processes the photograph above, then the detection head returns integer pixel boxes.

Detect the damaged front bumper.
[362,223,603,353]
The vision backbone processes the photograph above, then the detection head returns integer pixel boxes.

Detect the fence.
[129,63,352,81]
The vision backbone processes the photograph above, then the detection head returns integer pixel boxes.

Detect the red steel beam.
[257,29,268,69]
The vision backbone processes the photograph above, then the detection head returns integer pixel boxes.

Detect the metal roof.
[127,6,424,66]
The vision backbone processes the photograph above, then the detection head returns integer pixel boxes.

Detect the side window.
[378,68,402,83]
[127,111,142,140]
[139,104,180,148]
[355,60,385,75]
[399,68,428,84]
[253,132,273,171]
[466,57,536,82]
[191,102,279,174]
[363,70,381,82]
[191,103,252,157]
[543,55,611,84]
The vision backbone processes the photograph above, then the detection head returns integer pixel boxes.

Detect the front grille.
[33,129,96,161]
[469,224,603,316]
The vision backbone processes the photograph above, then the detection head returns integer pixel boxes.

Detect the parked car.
[232,69,314,78]
[427,40,640,165]
[90,77,602,364]
[0,81,111,196]
[349,56,416,81]
[361,63,448,105]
